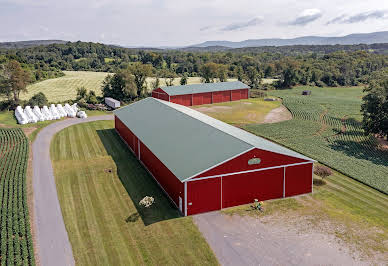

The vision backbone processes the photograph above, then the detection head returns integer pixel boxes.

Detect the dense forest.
[1,41,388,88]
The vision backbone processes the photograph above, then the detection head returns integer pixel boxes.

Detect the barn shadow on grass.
[97,128,182,226]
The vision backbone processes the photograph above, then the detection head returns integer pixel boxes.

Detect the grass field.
[50,121,217,265]
[23,71,110,102]
[20,70,276,102]
[223,170,388,260]
[242,86,388,194]
[192,98,280,125]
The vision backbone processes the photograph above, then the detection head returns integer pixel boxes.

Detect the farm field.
[0,129,35,265]
[50,120,217,265]
[192,98,281,125]
[20,70,276,103]
[22,71,110,102]
[222,169,388,262]
[243,86,388,193]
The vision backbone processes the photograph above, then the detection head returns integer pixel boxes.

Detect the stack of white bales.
[49,104,60,120]
[24,106,38,123]
[64,103,76,118]
[56,104,67,118]
[41,106,53,120]
[32,106,45,122]
[15,106,29,125]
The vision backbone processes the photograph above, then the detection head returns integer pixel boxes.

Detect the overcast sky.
[1,0,388,47]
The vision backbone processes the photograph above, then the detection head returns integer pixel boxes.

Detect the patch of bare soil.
[263,105,292,124]
[195,106,232,113]
[22,127,37,137]
[242,102,252,105]
[0,123,12,128]
[376,136,388,151]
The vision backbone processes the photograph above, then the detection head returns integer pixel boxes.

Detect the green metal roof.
[159,81,249,96]
[114,98,314,182]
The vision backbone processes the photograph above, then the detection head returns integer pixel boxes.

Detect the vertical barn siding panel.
[222,90,231,102]
[151,91,159,99]
[222,168,283,208]
[193,148,307,179]
[231,90,241,101]
[203,92,212,104]
[115,116,135,151]
[241,89,249,99]
[160,93,169,101]
[285,163,313,197]
[193,93,205,105]
[139,141,184,207]
[212,91,223,103]
[187,178,221,215]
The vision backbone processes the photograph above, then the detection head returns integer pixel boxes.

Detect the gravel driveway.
[194,212,365,266]
[32,115,113,266]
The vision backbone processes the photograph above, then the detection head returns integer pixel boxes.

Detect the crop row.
[0,129,35,266]
[244,88,388,194]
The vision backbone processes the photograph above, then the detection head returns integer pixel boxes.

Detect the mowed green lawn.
[50,120,217,265]
[192,98,281,125]
[223,170,388,260]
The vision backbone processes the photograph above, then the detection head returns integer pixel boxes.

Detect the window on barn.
[248,158,261,165]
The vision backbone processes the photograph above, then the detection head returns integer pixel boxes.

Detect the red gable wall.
[191,148,307,179]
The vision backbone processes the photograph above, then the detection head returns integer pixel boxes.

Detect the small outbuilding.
[114,97,315,216]
[152,81,250,106]
[105,97,121,109]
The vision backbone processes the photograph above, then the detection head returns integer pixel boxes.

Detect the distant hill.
[0,40,67,49]
[191,31,388,48]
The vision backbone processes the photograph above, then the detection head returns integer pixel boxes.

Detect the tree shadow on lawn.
[97,128,181,226]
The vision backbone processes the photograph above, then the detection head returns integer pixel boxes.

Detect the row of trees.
[2,41,388,89]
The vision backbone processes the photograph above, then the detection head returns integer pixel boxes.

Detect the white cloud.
[289,8,322,26]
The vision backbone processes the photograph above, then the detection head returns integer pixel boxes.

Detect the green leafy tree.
[243,66,261,89]
[27,92,48,107]
[87,90,98,104]
[180,74,188,85]
[128,62,153,97]
[217,64,228,82]
[361,78,388,139]
[0,60,31,103]
[200,62,218,83]
[76,86,87,100]
[160,69,177,86]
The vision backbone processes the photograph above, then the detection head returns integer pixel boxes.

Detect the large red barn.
[114,97,315,216]
[152,81,250,106]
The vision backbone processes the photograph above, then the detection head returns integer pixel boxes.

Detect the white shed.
[105,97,120,109]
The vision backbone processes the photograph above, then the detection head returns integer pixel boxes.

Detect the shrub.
[27,92,48,107]
[314,165,332,179]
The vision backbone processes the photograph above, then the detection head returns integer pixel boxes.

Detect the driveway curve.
[32,115,114,266]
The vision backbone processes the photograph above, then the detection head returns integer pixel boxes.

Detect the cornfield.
[0,128,35,265]
[244,86,388,194]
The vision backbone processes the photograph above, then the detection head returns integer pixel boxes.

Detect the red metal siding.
[140,141,184,207]
[212,91,223,103]
[187,178,221,215]
[241,88,249,99]
[115,116,184,211]
[193,148,307,179]
[285,163,313,197]
[231,90,241,101]
[115,116,135,152]
[181,94,192,106]
[222,168,283,208]
[222,90,231,102]
[203,92,212,104]
[170,95,181,105]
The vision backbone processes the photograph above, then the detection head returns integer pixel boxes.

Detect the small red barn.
[152,81,250,106]
[114,98,315,216]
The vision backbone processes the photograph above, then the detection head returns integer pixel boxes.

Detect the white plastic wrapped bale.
[71,103,78,113]
[32,106,45,122]
[64,103,76,118]
[41,106,53,120]
[50,104,60,120]
[24,106,38,123]
[56,104,67,118]
[15,106,29,125]
[77,111,87,119]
